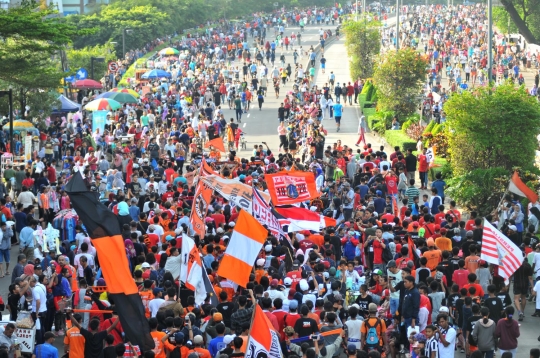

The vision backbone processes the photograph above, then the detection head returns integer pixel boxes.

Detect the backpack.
[382,245,393,263]
[364,318,381,348]
[343,238,356,261]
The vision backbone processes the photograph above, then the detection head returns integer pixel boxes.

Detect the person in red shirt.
[371,228,386,270]
[380,207,395,223]
[272,298,289,340]
[418,148,428,189]
[452,260,470,289]
[286,261,303,284]
[261,297,280,331]
[211,207,226,228]
[164,162,175,183]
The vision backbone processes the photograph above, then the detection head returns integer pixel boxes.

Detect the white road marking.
[243,123,246,128]
[247,113,250,118]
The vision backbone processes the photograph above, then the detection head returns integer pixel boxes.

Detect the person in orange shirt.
[435,228,453,252]
[149,317,167,358]
[308,231,324,247]
[464,244,481,274]
[254,258,267,283]
[423,238,442,274]
[190,335,211,358]
[139,280,155,318]
[64,314,85,358]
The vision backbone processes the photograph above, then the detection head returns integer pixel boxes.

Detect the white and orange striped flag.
[217,210,267,287]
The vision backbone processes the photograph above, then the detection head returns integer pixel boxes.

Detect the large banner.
[201,175,270,213]
[252,188,287,242]
[264,172,318,205]
[92,110,108,134]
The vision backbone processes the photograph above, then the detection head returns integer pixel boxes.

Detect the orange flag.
[204,137,226,152]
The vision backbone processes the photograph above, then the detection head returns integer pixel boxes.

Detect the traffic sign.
[75,68,88,80]
[64,75,75,83]
[108,61,119,73]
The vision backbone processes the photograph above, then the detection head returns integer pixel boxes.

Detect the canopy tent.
[55,95,81,112]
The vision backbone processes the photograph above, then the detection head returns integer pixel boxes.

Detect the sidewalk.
[312,38,386,151]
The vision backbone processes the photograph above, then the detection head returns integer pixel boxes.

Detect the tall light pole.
[395,0,400,50]
[356,0,358,20]
[0,90,14,155]
[487,0,493,82]
[90,57,105,80]
[122,28,133,59]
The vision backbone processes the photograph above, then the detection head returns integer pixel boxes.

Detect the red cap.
[440,228,448,234]
[343,222,351,227]
[412,221,419,227]
[434,224,440,231]
[270,279,279,287]
[302,230,311,236]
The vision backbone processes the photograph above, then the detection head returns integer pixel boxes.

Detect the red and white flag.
[252,188,288,243]
[275,207,321,232]
[245,305,283,358]
[480,219,524,280]
[508,171,538,203]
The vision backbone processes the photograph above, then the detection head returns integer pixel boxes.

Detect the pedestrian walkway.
[312,38,387,150]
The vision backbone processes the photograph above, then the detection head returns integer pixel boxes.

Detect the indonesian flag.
[275,207,321,232]
[481,219,524,282]
[245,306,283,358]
[180,234,207,304]
[508,171,538,203]
[217,211,267,287]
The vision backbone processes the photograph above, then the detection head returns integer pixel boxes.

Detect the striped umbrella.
[159,47,179,56]
[96,91,138,104]
[85,98,122,111]
[110,88,140,98]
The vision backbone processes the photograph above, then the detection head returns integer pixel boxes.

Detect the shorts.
[321,63,326,69]
[513,285,528,295]
[0,249,10,263]
[335,116,341,123]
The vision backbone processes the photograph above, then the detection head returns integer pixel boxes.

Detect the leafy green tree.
[372,48,427,118]
[498,0,540,43]
[342,18,381,79]
[66,43,117,80]
[444,82,540,176]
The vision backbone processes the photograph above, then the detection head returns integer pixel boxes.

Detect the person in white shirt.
[74,242,95,278]
[30,276,48,335]
[436,314,456,358]
[266,279,286,303]
[148,288,166,317]
[345,305,363,350]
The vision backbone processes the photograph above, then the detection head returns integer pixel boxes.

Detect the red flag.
[204,137,226,152]
[265,172,318,205]
[508,171,538,203]
[392,196,399,219]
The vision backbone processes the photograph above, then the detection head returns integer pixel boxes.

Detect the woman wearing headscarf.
[125,239,137,272]
[113,171,125,191]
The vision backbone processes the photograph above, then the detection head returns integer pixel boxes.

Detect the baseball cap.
[299,279,309,291]
[373,269,383,276]
[466,230,474,236]
[347,344,357,354]
[256,258,265,267]
[153,287,164,295]
[141,262,151,268]
[386,260,397,268]
[270,279,279,287]
[508,225,517,232]
[439,306,450,314]
[284,277,293,286]
[265,244,273,252]
[292,260,300,268]
[412,221,419,228]
[228,222,236,227]
[193,335,204,345]
[426,238,435,247]
[174,332,185,344]
[213,312,223,321]
[329,267,337,276]
[289,300,298,310]
[223,335,236,345]
[368,303,378,312]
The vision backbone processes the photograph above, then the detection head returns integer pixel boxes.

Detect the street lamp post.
[90,57,105,80]
[395,0,400,50]
[487,0,493,82]
[0,90,14,155]
[356,0,358,21]
[122,28,133,59]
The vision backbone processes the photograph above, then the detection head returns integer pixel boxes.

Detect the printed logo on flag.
[271,175,310,202]
[247,330,281,358]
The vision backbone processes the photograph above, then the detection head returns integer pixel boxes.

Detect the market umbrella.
[9,120,37,132]
[96,91,138,104]
[73,79,103,89]
[110,88,140,98]
[85,98,122,111]
[159,47,180,56]
[141,69,171,79]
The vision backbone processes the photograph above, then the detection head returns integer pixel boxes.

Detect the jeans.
[343,208,353,222]
[419,171,428,187]
[235,109,242,121]
[481,351,494,358]
[390,297,400,315]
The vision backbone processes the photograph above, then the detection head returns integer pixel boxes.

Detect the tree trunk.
[500,0,538,43]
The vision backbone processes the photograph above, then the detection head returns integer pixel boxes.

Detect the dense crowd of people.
[1,3,540,358]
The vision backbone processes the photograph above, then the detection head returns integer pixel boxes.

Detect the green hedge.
[384,130,417,152]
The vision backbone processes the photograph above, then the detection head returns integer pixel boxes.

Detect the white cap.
[299,279,309,291]
[229,222,236,227]
[310,206,317,211]
[175,228,183,235]
[217,228,224,233]
[141,262,151,268]
[256,258,265,267]
[265,244,272,252]
[439,306,450,313]
[284,277,293,286]
[223,334,236,345]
